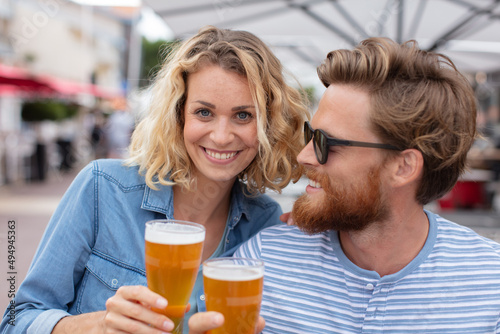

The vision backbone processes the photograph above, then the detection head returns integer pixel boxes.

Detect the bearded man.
[189,37,500,334]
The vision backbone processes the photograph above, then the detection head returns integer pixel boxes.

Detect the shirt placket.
[362,281,389,333]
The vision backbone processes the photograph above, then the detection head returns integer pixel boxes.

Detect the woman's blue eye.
[237,112,251,120]
[197,109,211,117]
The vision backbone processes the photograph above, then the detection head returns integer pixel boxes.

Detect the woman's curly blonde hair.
[127,26,310,194]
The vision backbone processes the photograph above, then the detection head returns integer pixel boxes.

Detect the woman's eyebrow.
[194,100,255,111]
[195,100,216,108]
[232,105,255,111]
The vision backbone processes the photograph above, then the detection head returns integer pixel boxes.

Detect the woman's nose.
[210,119,235,146]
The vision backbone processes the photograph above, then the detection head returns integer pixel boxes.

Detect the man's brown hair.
[317,37,477,204]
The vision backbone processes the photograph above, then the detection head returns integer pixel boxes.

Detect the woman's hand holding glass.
[102,219,205,334]
[104,285,174,333]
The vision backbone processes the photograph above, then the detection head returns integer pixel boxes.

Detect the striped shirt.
[235,210,500,333]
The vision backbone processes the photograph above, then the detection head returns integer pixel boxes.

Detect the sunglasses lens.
[304,122,328,164]
[304,122,312,144]
[313,130,327,164]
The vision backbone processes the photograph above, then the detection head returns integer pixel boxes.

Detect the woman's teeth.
[206,149,237,160]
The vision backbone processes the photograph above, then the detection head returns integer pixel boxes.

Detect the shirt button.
[366,283,374,290]
[111,278,118,286]
[200,295,205,301]
[226,238,230,243]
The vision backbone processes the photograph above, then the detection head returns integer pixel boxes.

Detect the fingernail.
[213,313,224,326]
[287,218,294,226]
[163,320,174,331]
[156,297,168,308]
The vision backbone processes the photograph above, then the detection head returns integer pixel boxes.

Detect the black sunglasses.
[304,121,401,164]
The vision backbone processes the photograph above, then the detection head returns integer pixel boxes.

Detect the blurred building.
[0,0,141,184]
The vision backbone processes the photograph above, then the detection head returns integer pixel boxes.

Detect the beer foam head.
[145,221,205,245]
[203,260,264,281]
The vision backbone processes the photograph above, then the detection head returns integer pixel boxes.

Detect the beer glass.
[145,219,205,334]
[203,258,264,334]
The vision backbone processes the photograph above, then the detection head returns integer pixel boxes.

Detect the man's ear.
[390,149,424,187]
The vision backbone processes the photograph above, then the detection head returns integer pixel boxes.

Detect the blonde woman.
[1,26,310,334]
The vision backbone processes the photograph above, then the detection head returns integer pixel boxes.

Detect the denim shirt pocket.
[75,252,146,314]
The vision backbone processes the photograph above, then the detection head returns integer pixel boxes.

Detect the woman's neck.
[173,178,235,262]
[172,178,234,227]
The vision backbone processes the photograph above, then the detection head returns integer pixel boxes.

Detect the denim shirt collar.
[140,179,251,228]
[141,183,175,218]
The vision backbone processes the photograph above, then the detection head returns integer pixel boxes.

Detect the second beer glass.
[203,258,264,334]
[145,219,205,334]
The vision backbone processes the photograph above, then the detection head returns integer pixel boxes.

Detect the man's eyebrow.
[311,124,338,139]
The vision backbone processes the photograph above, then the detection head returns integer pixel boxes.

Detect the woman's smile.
[203,147,240,162]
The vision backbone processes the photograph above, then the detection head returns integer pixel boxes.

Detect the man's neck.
[338,206,429,277]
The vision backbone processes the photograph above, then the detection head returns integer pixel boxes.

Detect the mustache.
[304,169,329,188]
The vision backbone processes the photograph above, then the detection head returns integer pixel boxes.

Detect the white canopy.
[143,0,500,88]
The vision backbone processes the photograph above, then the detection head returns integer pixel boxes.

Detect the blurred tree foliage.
[301,86,317,106]
[21,101,79,122]
[140,37,178,88]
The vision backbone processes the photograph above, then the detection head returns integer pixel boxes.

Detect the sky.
[69,0,174,41]
[70,0,141,6]
[137,7,174,41]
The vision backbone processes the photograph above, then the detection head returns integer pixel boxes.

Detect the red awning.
[0,64,122,98]
[0,64,56,95]
[41,76,123,99]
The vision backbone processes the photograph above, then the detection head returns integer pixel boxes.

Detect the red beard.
[292,167,390,234]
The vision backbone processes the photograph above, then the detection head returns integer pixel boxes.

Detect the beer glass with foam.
[203,258,264,334]
[145,219,205,334]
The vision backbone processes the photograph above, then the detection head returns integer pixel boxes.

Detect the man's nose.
[297,140,319,166]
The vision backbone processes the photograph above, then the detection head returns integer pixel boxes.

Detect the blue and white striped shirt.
[235,211,500,333]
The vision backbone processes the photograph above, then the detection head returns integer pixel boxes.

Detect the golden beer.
[203,258,264,334]
[145,220,205,334]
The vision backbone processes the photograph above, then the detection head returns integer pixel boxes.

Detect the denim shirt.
[0,159,282,334]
